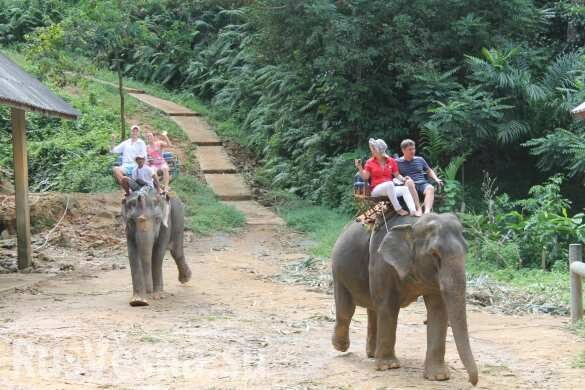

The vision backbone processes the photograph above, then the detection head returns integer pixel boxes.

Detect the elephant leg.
[374,301,401,370]
[151,226,170,299]
[366,309,377,358]
[332,280,355,352]
[142,254,153,294]
[128,239,148,306]
[169,200,191,284]
[423,294,450,381]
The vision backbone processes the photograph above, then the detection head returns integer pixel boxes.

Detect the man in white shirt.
[112,125,147,191]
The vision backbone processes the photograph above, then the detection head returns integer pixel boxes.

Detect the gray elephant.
[122,190,192,306]
[331,213,478,386]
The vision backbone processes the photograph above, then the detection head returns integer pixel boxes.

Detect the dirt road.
[1,223,584,389]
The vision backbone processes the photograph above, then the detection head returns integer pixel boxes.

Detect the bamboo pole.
[570,244,583,324]
[11,108,32,269]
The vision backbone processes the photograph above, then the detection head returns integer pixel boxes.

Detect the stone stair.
[195,146,237,174]
[171,116,222,146]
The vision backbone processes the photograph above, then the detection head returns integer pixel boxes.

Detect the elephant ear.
[377,224,414,280]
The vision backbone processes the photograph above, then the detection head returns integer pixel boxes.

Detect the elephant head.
[378,213,478,386]
[123,190,164,246]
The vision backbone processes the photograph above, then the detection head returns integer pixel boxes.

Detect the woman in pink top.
[146,132,171,187]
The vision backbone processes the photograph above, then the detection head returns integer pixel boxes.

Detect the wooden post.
[11,108,32,269]
[570,243,583,324]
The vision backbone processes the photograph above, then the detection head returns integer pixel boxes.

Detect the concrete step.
[171,116,221,146]
[223,201,284,225]
[204,174,253,201]
[129,93,197,116]
[195,146,237,174]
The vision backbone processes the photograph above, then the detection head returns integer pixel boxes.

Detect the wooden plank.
[571,261,585,277]
[570,244,583,324]
[11,108,32,269]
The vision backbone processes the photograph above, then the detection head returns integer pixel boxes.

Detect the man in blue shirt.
[397,139,443,214]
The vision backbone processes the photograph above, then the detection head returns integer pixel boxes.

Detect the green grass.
[173,176,245,235]
[573,320,585,338]
[573,321,585,370]
[572,351,585,368]
[275,196,350,258]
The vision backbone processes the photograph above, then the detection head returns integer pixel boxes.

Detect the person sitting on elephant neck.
[112,125,147,192]
[397,139,443,214]
[355,138,421,217]
[121,154,160,196]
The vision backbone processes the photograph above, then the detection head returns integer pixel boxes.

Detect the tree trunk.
[118,66,126,140]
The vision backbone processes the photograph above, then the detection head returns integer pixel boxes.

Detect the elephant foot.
[332,327,350,352]
[178,266,192,284]
[424,362,450,381]
[366,341,376,358]
[129,296,149,307]
[376,357,401,370]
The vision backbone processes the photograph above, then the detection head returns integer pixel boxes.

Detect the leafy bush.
[464,175,585,270]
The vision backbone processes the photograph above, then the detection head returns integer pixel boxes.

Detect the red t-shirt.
[364,157,398,189]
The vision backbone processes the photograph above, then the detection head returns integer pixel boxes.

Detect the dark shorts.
[415,182,433,194]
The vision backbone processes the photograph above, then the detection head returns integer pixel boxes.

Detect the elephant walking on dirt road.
[122,190,192,306]
[331,213,478,386]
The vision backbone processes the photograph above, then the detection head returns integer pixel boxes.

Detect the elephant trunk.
[440,262,478,386]
[135,218,155,292]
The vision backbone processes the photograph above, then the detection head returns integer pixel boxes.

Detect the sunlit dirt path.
[0,224,584,389]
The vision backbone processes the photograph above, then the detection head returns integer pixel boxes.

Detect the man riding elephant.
[397,139,443,214]
[112,125,147,194]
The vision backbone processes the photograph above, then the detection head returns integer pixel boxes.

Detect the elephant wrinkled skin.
[331,213,478,386]
[122,190,192,306]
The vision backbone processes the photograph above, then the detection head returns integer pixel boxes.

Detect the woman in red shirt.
[355,138,420,216]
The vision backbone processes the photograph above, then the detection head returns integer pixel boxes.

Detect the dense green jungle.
[2,0,585,291]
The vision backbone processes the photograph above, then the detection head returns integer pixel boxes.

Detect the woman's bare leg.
[405,180,423,216]
[162,166,170,187]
